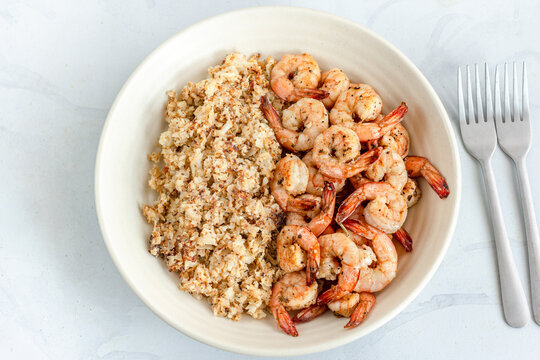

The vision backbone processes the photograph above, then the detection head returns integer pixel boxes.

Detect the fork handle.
[515,157,540,325]
[480,159,529,327]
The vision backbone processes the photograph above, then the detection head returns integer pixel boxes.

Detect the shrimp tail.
[423,169,450,199]
[316,285,349,305]
[343,219,382,244]
[405,156,449,199]
[393,227,413,252]
[293,304,327,323]
[306,253,319,285]
[342,219,370,238]
[321,181,336,217]
[319,147,380,180]
[335,186,366,224]
[287,197,318,212]
[354,147,381,171]
[345,292,376,329]
[294,88,329,100]
[379,102,408,128]
[308,181,336,236]
[272,304,299,337]
[349,174,369,189]
[260,95,282,129]
[335,198,358,225]
[363,139,379,151]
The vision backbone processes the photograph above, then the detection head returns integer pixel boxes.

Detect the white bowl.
[95,6,461,357]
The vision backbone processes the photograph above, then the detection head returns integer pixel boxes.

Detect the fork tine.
[475,64,485,122]
[485,63,493,121]
[504,63,512,122]
[513,62,520,123]
[458,67,467,125]
[495,65,503,125]
[522,62,529,123]
[466,66,476,124]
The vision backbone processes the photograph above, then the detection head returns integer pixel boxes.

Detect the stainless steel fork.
[458,64,529,327]
[494,62,540,325]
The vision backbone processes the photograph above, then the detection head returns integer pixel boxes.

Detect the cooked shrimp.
[284,181,335,236]
[317,222,375,281]
[330,84,382,125]
[316,233,373,304]
[270,54,328,102]
[336,182,408,234]
[317,249,341,281]
[312,125,381,179]
[337,226,369,247]
[313,125,361,164]
[303,151,346,196]
[342,218,398,293]
[306,182,336,236]
[261,96,329,152]
[394,227,413,252]
[328,292,360,317]
[345,292,376,328]
[364,149,407,191]
[363,194,407,235]
[297,285,376,328]
[284,196,325,227]
[348,174,370,189]
[401,177,422,207]
[292,194,324,218]
[277,225,320,285]
[352,103,409,141]
[293,304,328,323]
[379,123,409,158]
[286,212,310,227]
[271,154,317,213]
[339,207,379,257]
[319,69,350,109]
[321,223,336,236]
[276,224,306,273]
[404,156,449,199]
[279,183,334,283]
[269,271,318,337]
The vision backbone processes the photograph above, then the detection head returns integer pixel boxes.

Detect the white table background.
[2,0,540,359]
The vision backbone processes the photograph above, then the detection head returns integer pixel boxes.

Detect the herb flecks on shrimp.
[270,271,318,337]
[276,225,320,285]
[271,154,317,213]
[271,54,328,102]
[261,95,329,152]
[343,218,398,293]
[336,182,407,233]
[319,69,350,109]
[312,125,382,179]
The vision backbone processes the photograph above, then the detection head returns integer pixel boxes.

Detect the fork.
[494,62,540,325]
[458,64,529,327]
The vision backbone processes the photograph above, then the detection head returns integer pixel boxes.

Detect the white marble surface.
[1,0,540,358]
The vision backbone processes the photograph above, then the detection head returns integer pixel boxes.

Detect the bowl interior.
[95,7,460,356]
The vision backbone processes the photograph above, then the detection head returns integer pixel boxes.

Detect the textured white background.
[1,0,540,359]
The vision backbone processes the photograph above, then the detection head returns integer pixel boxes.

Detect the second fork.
[494,62,540,325]
[458,64,529,327]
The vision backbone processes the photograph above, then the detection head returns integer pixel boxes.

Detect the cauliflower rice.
[143,53,286,320]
